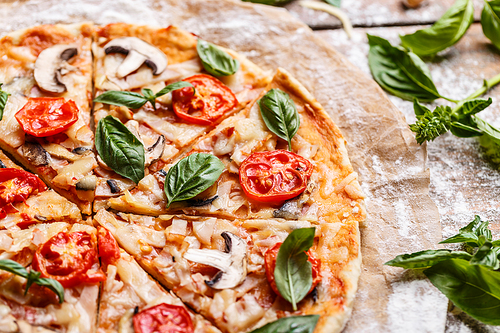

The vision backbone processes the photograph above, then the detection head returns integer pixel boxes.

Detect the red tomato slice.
[97,227,120,265]
[33,231,106,288]
[264,242,321,298]
[172,74,237,126]
[0,168,47,219]
[239,150,313,203]
[133,303,194,333]
[15,97,79,137]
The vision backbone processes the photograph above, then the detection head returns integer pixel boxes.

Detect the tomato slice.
[172,74,237,126]
[33,231,106,288]
[239,150,313,203]
[133,303,194,333]
[97,227,120,265]
[264,242,321,298]
[15,97,79,137]
[0,168,47,219]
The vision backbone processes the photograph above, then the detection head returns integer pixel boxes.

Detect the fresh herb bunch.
[386,216,500,325]
[368,0,500,164]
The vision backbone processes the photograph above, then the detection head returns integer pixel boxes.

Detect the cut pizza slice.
[97,226,221,333]
[109,68,365,226]
[90,23,270,211]
[0,22,97,214]
[0,221,105,332]
[94,209,361,333]
[0,150,82,232]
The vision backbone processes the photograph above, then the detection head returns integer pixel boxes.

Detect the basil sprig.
[258,89,300,150]
[400,0,474,56]
[95,115,145,184]
[0,259,64,303]
[164,153,224,207]
[275,227,315,311]
[387,216,500,325]
[0,83,10,121]
[367,35,447,102]
[249,315,320,333]
[93,82,194,111]
[482,0,500,51]
[197,39,240,77]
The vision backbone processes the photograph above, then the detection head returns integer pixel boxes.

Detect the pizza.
[0,21,365,333]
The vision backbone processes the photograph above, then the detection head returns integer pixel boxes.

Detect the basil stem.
[164,153,224,207]
[95,115,145,184]
[258,89,300,150]
[0,83,10,121]
[274,227,315,311]
[249,315,320,333]
[0,259,64,303]
[400,0,474,56]
[197,39,240,77]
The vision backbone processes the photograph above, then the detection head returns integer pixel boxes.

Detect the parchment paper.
[0,0,446,331]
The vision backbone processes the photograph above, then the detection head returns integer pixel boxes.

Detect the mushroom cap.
[104,37,168,77]
[34,44,78,93]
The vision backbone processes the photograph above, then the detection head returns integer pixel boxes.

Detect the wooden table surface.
[282,0,500,332]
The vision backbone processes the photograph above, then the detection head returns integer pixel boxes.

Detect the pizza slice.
[0,22,97,214]
[109,68,365,226]
[0,221,104,332]
[94,209,361,333]
[97,226,221,333]
[90,23,270,211]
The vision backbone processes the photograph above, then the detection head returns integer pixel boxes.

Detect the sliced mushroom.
[34,44,78,93]
[42,143,79,162]
[124,120,143,145]
[107,179,121,194]
[104,37,167,78]
[22,142,49,166]
[183,232,247,289]
[145,135,165,167]
[76,175,97,191]
[72,147,92,155]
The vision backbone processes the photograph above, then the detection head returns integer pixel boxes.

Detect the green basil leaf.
[479,132,500,165]
[154,81,194,99]
[385,249,472,269]
[249,315,320,333]
[324,0,341,7]
[197,39,239,77]
[0,83,9,121]
[413,98,431,116]
[0,259,28,278]
[400,0,474,56]
[275,227,315,311]
[424,259,500,325]
[367,35,443,102]
[482,0,500,51]
[241,0,293,6]
[455,98,493,117]
[470,238,500,270]
[440,215,491,246]
[36,276,65,304]
[475,117,500,141]
[93,91,147,109]
[492,240,500,247]
[164,153,224,207]
[258,89,300,150]
[449,120,482,138]
[141,88,156,109]
[95,115,145,184]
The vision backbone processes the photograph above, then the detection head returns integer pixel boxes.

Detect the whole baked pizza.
[0,21,365,333]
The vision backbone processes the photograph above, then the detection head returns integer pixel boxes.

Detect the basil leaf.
[164,153,224,207]
[95,116,145,184]
[470,238,500,270]
[258,89,300,150]
[93,91,147,109]
[449,120,482,137]
[482,0,500,51]
[440,215,491,246]
[249,315,320,333]
[197,39,239,77]
[324,0,341,7]
[275,227,315,311]
[35,276,65,304]
[141,88,156,109]
[367,35,443,102]
[0,83,9,121]
[154,81,194,99]
[413,98,431,116]
[475,116,500,142]
[424,259,500,325]
[0,259,64,303]
[400,0,474,56]
[385,249,472,269]
[455,98,493,116]
[448,99,491,137]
